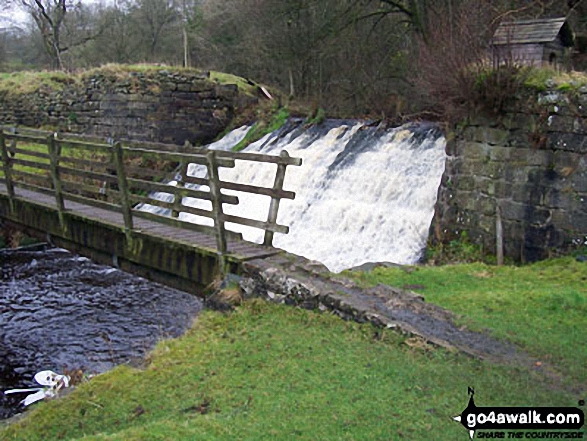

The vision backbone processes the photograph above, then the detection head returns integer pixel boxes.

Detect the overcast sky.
[0,0,111,28]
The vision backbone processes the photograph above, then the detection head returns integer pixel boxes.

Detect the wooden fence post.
[496,204,504,266]
[48,134,66,230]
[172,142,189,219]
[0,131,15,213]
[263,150,289,247]
[114,142,134,239]
[206,150,227,257]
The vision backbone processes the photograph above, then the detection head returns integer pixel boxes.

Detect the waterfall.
[141,119,447,273]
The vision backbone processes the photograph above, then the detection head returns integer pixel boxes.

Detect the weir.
[142,120,447,272]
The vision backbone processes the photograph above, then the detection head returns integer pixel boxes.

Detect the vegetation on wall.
[1,0,585,118]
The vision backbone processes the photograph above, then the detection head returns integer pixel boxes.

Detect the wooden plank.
[10,181,55,199]
[58,165,119,184]
[264,150,290,246]
[7,147,51,160]
[218,179,295,200]
[48,135,66,225]
[224,213,288,234]
[172,143,189,219]
[124,147,235,168]
[11,158,52,171]
[183,175,209,186]
[114,142,134,232]
[59,155,111,170]
[0,132,15,211]
[132,210,220,237]
[215,149,302,166]
[3,133,49,145]
[130,195,174,211]
[55,138,112,153]
[126,177,239,205]
[11,169,52,187]
[206,150,227,254]
[61,180,121,201]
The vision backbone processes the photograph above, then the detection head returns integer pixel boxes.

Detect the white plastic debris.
[4,370,71,406]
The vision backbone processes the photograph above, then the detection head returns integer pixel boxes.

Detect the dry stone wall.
[432,87,587,261]
[0,69,257,145]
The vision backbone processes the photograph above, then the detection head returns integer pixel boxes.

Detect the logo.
[453,387,585,439]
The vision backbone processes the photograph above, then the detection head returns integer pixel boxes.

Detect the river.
[0,245,203,419]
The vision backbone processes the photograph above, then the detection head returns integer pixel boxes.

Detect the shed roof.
[492,17,574,47]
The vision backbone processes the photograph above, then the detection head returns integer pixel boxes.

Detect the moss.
[232,106,290,152]
[0,64,260,99]
[0,71,78,97]
[524,67,587,92]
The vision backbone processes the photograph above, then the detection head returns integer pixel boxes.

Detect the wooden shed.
[492,17,574,68]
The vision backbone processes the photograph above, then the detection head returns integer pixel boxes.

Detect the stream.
[0,245,203,419]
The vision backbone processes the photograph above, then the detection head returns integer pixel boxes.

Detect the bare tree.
[134,0,180,61]
[15,0,72,69]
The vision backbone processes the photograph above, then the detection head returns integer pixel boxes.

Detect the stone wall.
[0,69,257,145]
[432,88,587,261]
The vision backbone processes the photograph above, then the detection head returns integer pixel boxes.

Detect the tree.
[16,0,71,69]
[134,0,180,61]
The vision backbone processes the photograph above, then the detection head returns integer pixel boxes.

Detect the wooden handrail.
[0,127,302,253]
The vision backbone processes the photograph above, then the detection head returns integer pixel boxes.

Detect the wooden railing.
[0,126,302,254]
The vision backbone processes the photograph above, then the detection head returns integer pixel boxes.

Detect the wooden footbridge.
[0,126,301,292]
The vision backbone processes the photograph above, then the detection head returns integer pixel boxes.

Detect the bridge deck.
[0,184,282,262]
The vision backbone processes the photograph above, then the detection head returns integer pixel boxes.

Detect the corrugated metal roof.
[492,17,571,46]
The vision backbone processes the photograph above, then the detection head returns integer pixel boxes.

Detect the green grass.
[0,71,76,97]
[0,141,108,180]
[524,68,587,92]
[0,299,580,440]
[347,257,587,386]
[232,107,290,151]
[209,71,258,96]
[0,64,259,98]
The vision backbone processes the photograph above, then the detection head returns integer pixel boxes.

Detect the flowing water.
[143,120,447,272]
[0,246,203,419]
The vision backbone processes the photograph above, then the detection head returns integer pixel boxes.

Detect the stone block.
[501,200,527,221]
[570,171,587,193]
[547,133,587,154]
[546,115,575,132]
[510,148,552,167]
[489,146,511,162]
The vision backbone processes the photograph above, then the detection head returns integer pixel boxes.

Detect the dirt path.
[240,253,580,394]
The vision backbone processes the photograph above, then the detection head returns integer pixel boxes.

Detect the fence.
[0,126,301,254]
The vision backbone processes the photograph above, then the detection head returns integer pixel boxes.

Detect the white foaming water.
[141,120,446,273]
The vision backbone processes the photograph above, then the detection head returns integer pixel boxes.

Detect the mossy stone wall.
[0,69,257,145]
[432,88,587,261]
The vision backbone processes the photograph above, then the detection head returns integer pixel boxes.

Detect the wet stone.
[0,247,203,420]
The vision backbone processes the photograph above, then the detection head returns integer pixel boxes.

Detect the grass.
[209,71,258,96]
[524,67,587,92]
[0,298,581,440]
[232,106,290,151]
[347,257,587,386]
[0,64,259,98]
[0,71,76,97]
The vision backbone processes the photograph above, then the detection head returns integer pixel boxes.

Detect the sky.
[0,0,111,28]
[0,4,29,28]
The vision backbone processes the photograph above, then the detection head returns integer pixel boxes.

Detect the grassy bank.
[0,65,259,99]
[348,257,587,386]
[1,257,585,440]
